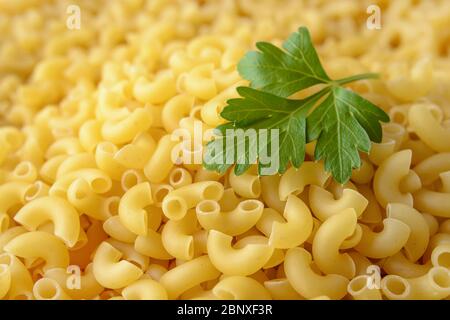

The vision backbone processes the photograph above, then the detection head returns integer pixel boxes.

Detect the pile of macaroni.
[1,0,450,300]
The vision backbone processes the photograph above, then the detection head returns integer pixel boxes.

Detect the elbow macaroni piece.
[381,267,450,300]
[159,255,220,299]
[13,196,80,247]
[162,181,224,220]
[309,185,368,221]
[4,232,69,271]
[268,195,313,249]
[161,209,198,260]
[373,149,414,207]
[196,199,263,236]
[355,218,411,259]
[279,162,330,201]
[92,242,143,289]
[386,203,429,261]
[122,279,168,300]
[207,230,274,276]
[213,276,271,300]
[312,209,358,279]
[285,247,349,300]
[119,182,153,236]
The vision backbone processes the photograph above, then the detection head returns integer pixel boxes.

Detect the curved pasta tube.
[33,277,72,300]
[424,213,440,236]
[213,276,271,300]
[373,149,414,207]
[162,181,224,221]
[357,184,383,224]
[146,264,168,281]
[159,255,220,299]
[284,247,349,300]
[260,175,286,214]
[424,233,450,262]
[312,209,357,279]
[368,139,396,166]
[402,138,435,166]
[67,178,114,221]
[196,199,263,236]
[268,195,313,249]
[234,236,284,269]
[13,196,80,247]
[309,185,368,221]
[135,228,173,260]
[0,253,33,300]
[386,203,429,261]
[256,208,284,237]
[69,221,108,270]
[347,275,382,300]
[114,132,156,169]
[49,168,112,198]
[0,264,11,299]
[207,230,273,276]
[431,244,450,269]
[381,251,432,278]
[355,218,411,258]
[348,251,373,276]
[413,153,450,185]
[381,267,450,300]
[39,155,68,184]
[194,167,224,182]
[169,167,193,189]
[340,224,363,250]
[144,134,178,183]
[151,184,173,207]
[414,188,450,218]
[228,168,261,199]
[24,180,50,201]
[5,161,38,183]
[44,264,103,300]
[0,227,27,253]
[264,278,304,300]
[45,137,84,158]
[133,73,176,104]
[106,239,149,271]
[122,279,168,300]
[120,169,145,191]
[179,64,217,102]
[217,188,241,212]
[279,162,330,201]
[119,182,153,236]
[162,94,195,132]
[399,170,422,194]
[408,104,450,152]
[103,215,137,244]
[101,107,153,144]
[95,142,127,181]
[0,181,29,215]
[92,242,143,289]
[56,153,97,178]
[79,119,103,152]
[161,209,198,260]
[4,232,69,270]
[351,158,374,184]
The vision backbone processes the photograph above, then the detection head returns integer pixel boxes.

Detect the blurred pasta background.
[0,0,450,300]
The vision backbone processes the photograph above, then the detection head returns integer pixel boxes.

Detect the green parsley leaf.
[203,26,390,184]
[238,26,330,97]
[306,86,389,183]
[203,87,328,175]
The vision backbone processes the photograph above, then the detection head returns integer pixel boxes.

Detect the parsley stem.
[334,73,379,86]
